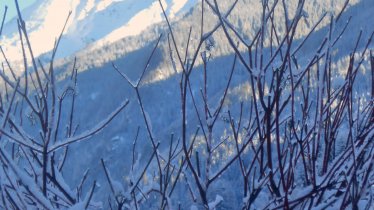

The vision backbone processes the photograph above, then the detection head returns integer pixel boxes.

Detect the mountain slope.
[56,0,373,206]
[0,0,197,63]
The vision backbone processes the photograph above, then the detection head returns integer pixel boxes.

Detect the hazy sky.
[0,0,36,23]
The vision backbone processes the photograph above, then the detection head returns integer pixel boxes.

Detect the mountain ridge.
[0,0,197,64]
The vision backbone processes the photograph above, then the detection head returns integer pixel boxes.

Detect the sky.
[0,0,36,23]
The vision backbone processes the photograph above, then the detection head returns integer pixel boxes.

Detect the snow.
[54,166,75,197]
[208,195,223,209]
[48,99,129,152]
[289,185,313,200]
[144,110,154,137]
[0,149,55,209]
[76,0,96,21]
[1,0,197,65]
[251,68,261,77]
[2,0,79,60]
[89,0,165,51]
[169,0,189,19]
[95,0,123,13]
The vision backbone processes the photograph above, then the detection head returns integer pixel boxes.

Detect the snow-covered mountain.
[1,0,197,62]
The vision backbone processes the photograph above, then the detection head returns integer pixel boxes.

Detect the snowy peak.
[0,0,197,63]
